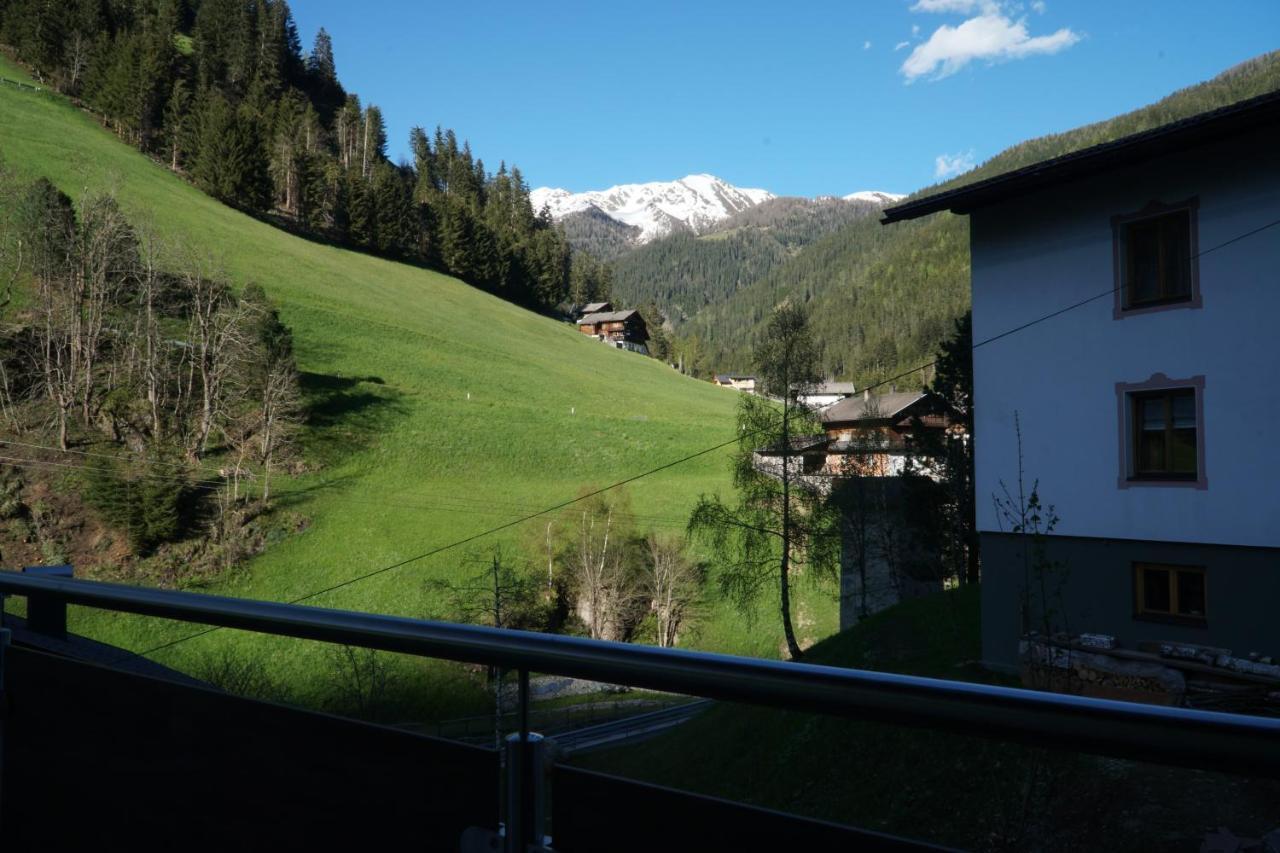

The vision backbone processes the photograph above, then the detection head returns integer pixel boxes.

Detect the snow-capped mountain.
[531,175,904,246]
[843,190,906,205]
[531,174,774,243]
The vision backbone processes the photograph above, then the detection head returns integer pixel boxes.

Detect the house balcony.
[0,573,1276,851]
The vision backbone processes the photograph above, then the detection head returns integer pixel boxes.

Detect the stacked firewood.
[1020,633,1280,713]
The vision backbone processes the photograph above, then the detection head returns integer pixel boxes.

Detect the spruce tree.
[190,92,270,212]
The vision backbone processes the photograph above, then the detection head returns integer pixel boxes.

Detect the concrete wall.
[838,477,945,630]
[980,532,1280,670]
[969,127,1280,549]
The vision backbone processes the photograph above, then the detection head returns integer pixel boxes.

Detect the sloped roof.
[754,434,830,455]
[578,310,640,324]
[821,391,926,424]
[805,381,858,396]
[882,89,1280,223]
[581,301,612,314]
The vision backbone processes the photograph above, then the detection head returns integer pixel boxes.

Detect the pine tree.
[371,163,414,256]
[360,104,387,180]
[345,168,375,247]
[306,26,336,80]
[436,194,474,280]
[190,92,271,212]
[162,77,192,171]
[303,25,343,122]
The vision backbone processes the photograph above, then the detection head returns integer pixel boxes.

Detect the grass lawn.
[0,54,839,715]
[579,585,1280,850]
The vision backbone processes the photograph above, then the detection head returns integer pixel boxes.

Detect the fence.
[0,76,40,92]
[1,572,1278,850]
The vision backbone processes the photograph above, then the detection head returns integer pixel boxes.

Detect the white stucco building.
[883,91,1280,669]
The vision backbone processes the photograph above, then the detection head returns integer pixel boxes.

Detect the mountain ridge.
[532,174,901,248]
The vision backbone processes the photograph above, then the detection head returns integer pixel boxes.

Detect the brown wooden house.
[577,309,650,351]
[820,390,956,476]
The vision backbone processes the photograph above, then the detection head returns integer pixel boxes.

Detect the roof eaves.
[880,89,1280,224]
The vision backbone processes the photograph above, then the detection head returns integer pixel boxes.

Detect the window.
[1116,374,1206,489]
[1132,388,1197,479]
[1134,562,1207,624]
[1112,199,1200,317]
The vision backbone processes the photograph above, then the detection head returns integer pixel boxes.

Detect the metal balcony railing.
[1,572,1278,851]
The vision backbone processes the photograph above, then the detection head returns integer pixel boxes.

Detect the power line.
[91,212,1280,662]
[970,215,1280,352]
[113,432,746,662]
[0,437,223,477]
[0,454,233,496]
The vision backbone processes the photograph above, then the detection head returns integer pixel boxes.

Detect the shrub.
[84,456,187,554]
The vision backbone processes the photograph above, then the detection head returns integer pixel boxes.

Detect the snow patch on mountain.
[843,190,906,204]
[531,174,774,243]
[531,176,906,245]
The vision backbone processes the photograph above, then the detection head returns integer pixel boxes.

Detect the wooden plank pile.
[1019,632,1280,714]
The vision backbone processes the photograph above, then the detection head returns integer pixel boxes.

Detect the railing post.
[21,565,73,639]
[504,669,548,852]
[0,618,10,832]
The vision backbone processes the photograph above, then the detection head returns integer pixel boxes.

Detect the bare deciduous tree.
[643,534,701,648]
[255,348,301,502]
[326,644,394,721]
[73,192,135,427]
[429,546,545,746]
[564,491,642,642]
[178,257,254,460]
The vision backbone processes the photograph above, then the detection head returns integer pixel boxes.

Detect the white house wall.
[969,128,1280,548]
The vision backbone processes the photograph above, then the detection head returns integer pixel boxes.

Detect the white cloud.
[910,0,1000,13]
[912,24,921,36]
[1031,0,1047,12]
[864,40,873,50]
[935,150,977,179]
[894,40,911,51]
[901,13,1080,81]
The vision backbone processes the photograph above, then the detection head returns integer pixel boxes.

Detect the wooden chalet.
[713,374,757,393]
[577,309,650,349]
[575,301,613,320]
[820,390,956,476]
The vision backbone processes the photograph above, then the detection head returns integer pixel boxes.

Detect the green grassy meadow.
[0,56,839,713]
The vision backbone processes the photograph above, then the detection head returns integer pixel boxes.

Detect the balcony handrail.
[3,571,1279,777]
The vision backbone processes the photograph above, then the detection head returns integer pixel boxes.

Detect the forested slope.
[610,196,883,327]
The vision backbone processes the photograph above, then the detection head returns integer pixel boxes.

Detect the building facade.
[883,92,1280,670]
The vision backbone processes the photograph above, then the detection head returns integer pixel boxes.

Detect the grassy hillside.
[634,50,1280,381]
[0,54,839,712]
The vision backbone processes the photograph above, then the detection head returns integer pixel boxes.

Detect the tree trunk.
[779,386,803,660]
[779,535,802,660]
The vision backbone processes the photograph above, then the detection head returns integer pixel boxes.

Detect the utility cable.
[59,212,1280,662]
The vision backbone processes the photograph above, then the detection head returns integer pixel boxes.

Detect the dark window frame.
[1133,561,1208,627]
[1130,388,1197,480]
[1111,197,1201,319]
[1115,373,1207,489]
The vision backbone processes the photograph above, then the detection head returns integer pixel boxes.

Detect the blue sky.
[292,1,1279,197]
